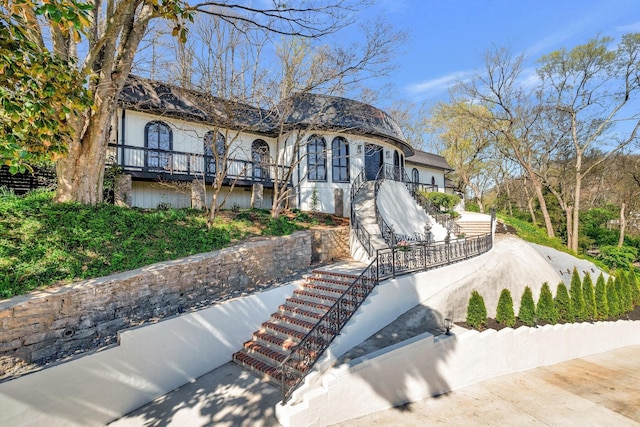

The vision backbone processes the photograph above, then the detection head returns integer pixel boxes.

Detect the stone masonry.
[0,227,349,380]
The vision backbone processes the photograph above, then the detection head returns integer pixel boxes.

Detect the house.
[108,76,451,215]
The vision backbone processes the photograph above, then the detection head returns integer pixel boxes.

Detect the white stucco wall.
[407,163,447,192]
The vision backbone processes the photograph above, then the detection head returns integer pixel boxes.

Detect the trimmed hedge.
[496,289,516,327]
[536,282,557,324]
[466,290,487,330]
[518,286,536,326]
[555,282,573,323]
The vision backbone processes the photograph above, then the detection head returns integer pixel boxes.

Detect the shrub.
[466,290,487,330]
[617,271,634,313]
[424,192,460,210]
[607,276,620,317]
[555,282,573,323]
[599,245,638,270]
[496,289,516,327]
[569,268,586,322]
[630,270,640,306]
[582,273,596,320]
[536,282,557,324]
[518,286,536,326]
[594,273,608,320]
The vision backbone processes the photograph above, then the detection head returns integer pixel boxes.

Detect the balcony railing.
[107,143,290,185]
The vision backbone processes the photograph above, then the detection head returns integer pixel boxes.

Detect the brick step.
[262,321,308,341]
[279,304,324,323]
[301,282,350,295]
[243,341,288,366]
[310,269,361,282]
[285,297,333,315]
[232,351,282,383]
[306,276,355,289]
[293,289,366,306]
[270,313,316,333]
[251,330,299,352]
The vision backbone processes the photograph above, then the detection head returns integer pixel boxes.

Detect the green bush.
[466,290,487,330]
[536,282,557,324]
[582,273,597,320]
[607,276,620,317]
[599,245,638,270]
[630,270,640,306]
[518,286,536,326]
[617,271,634,313]
[424,192,460,210]
[569,268,587,322]
[594,273,609,320]
[496,289,516,327]
[555,282,573,323]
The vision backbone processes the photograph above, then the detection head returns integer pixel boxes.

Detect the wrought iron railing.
[349,169,375,257]
[107,143,290,185]
[278,231,493,403]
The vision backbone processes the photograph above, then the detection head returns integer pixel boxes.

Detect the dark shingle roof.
[406,149,453,171]
[118,76,276,134]
[118,76,412,155]
[281,93,412,156]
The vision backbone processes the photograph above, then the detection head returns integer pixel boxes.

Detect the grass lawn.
[0,190,346,299]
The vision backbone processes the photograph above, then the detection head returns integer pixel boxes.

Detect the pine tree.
[618,271,634,313]
[630,270,640,306]
[518,286,536,326]
[595,273,608,320]
[607,276,620,318]
[496,289,516,327]
[466,290,487,330]
[536,282,557,324]
[569,268,586,321]
[582,272,596,320]
[555,282,573,323]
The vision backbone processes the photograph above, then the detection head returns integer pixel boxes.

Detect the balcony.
[107,144,290,188]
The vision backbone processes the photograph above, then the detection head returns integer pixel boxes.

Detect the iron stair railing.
[349,169,375,257]
[277,231,494,403]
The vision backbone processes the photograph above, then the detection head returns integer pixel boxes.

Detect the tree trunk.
[532,177,555,238]
[618,202,626,247]
[565,205,573,248]
[570,172,582,252]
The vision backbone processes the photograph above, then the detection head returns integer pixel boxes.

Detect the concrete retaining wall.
[276,320,640,426]
[0,227,349,379]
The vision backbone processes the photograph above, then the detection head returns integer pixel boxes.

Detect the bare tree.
[536,33,640,251]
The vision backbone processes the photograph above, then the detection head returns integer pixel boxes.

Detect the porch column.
[334,188,344,217]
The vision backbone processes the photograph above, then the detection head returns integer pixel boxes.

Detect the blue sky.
[350,0,640,107]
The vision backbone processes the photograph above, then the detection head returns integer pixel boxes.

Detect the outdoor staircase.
[232,266,363,385]
[455,213,493,237]
[352,181,389,255]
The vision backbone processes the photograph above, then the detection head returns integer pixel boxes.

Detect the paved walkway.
[109,345,640,426]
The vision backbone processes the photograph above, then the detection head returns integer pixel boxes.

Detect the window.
[204,131,225,174]
[307,135,326,181]
[145,121,172,170]
[412,168,419,183]
[331,137,349,182]
[252,139,270,180]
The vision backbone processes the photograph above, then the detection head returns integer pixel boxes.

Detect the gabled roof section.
[281,93,413,156]
[118,75,277,134]
[406,149,453,171]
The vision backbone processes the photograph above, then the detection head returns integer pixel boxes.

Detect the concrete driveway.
[333,345,640,427]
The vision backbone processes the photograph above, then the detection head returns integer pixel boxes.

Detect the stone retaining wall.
[0,227,349,379]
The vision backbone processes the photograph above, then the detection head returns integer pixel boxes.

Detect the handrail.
[349,168,375,257]
[278,230,494,403]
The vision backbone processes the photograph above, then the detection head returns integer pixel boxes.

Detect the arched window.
[204,131,225,174]
[307,135,326,181]
[145,121,172,171]
[252,139,270,180]
[331,137,349,183]
[412,168,419,183]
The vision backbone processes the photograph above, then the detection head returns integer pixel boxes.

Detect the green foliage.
[0,191,310,298]
[495,289,516,327]
[594,274,609,320]
[263,217,305,236]
[424,192,460,211]
[555,282,573,323]
[497,215,567,252]
[617,271,634,313]
[599,245,638,270]
[630,270,640,306]
[582,273,597,320]
[607,276,620,317]
[536,282,557,324]
[0,1,93,172]
[310,185,320,213]
[569,268,587,321]
[466,290,487,330]
[518,286,536,326]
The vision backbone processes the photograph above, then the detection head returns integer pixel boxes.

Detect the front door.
[364,144,383,181]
